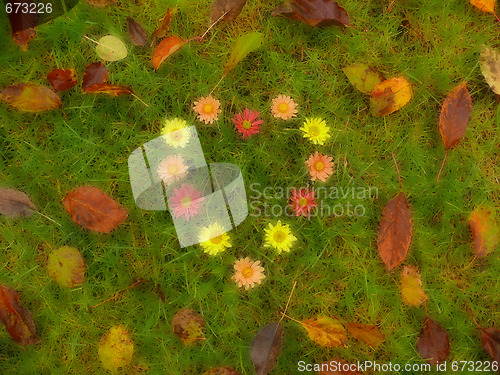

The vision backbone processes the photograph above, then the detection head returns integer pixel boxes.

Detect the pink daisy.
[193,95,221,124]
[271,95,298,120]
[232,108,263,138]
[169,184,204,221]
[232,257,266,289]
[289,188,318,217]
[157,155,188,185]
[306,152,334,182]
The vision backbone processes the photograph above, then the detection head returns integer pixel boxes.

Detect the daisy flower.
[169,184,204,221]
[306,151,334,182]
[232,108,263,138]
[157,155,188,185]
[289,188,318,217]
[162,118,190,148]
[271,95,298,120]
[198,222,232,255]
[232,257,266,290]
[264,220,297,253]
[193,95,220,124]
[300,117,330,145]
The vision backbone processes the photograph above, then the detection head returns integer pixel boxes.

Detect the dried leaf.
[273,0,350,27]
[127,17,148,46]
[8,2,38,51]
[301,316,347,348]
[152,36,186,70]
[377,192,412,271]
[0,188,37,218]
[96,35,128,62]
[470,0,495,12]
[62,186,128,233]
[0,284,40,345]
[85,0,117,7]
[370,77,412,116]
[400,265,427,306]
[82,63,109,90]
[99,325,134,371]
[346,322,385,347]
[416,317,450,365]
[47,246,85,288]
[481,328,500,363]
[439,83,472,150]
[224,32,263,74]
[1,83,61,112]
[210,0,247,25]
[173,309,205,346]
[84,83,134,96]
[250,322,283,375]
[152,9,175,43]
[480,45,500,95]
[318,358,361,374]
[469,206,499,257]
[343,63,385,95]
[47,68,77,91]
[203,367,239,375]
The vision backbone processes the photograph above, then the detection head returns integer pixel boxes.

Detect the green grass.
[0,0,499,374]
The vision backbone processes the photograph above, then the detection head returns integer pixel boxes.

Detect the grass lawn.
[0,0,499,374]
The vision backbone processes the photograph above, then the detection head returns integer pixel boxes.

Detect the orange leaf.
[1,83,61,112]
[370,77,412,116]
[301,316,347,348]
[346,322,385,347]
[469,206,499,257]
[84,83,134,96]
[401,265,427,306]
[8,9,37,51]
[470,0,495,13]
[47,68,77,91]
[172,309,205,346]
[62,186,128,233]
[439,83,472,150]
[152,36,185,70]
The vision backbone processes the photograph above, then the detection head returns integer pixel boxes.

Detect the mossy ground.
[0,0,499,374]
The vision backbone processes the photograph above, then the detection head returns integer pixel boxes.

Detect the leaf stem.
[131,93,149,107]
[279,280,297,326]
[436,150,448,184]
[209,74,226,96]
[27,208,62,227]
[91,279,144,309]
[200,9,231,40]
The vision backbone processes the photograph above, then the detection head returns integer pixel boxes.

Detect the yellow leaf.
[370,77,412,116]
[301,316,347,348]
[173,309,205,346]
[46,246,85,288]
[98,325,134,370]
[401,266,428,306]
[469,206,499,257]
[96,35,128,62]
[470,0,495,13]
[347,322,385,347]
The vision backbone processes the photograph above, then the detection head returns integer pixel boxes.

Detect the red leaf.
[439,83,472,150]
[127,17,148,46]
[152,36,186,70]
[62,186,128,233]
[47,69,77,91]
[1,83,61,112]
[416,317,450,364]
[82,63,109,90]
[84,83,134,96]
[272,0,350,27]
[481,328,500,363]
[377,192,412,271]
[7,1,38,51]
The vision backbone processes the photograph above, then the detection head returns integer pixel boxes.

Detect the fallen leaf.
[469,206,499,257]
[47,246,85,288]
[480,45,500,95]
[470,0,495,12]
[173,309,205,346]
[62,186,128,233]
[400,265,427,306]
[203,367,239,375]
[481,328,500,363]
[127,17,148,46]
[343,63,385,95]
[377,192,412,271]
[225,32,263,74]
[273,0,350,27]
[318,358,361,374]
[439,83,472,150]
[85,0,117,7]
[1,83,61,112]
[346,322,385,347]
[152,9,175,43]
[416,317,450,364]
[47,68,77,91]
[0,284,40,345]
[152,36,186,70]
[7,3,38,51]
[99,325,134,371]
[370,77,412,116]
[0,188,37,218]
[84,83,134,96]
[250,322,283,375]
[210,0,247,25]
[82,62,108,90]
[96,35,128,62]
[301,316,347,348]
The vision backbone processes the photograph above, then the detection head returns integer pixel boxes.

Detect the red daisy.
[231,108,263,138]
[289,188,318,217]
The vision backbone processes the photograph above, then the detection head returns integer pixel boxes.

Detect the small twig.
[459,255,477,272]
[209,74,226,96]
[391,151,402,190]
[386,0,397,13]
[83,35,104,47]
[279,280,297,326]
[437,150,448,184]
[200,9,231,40]
[282,313,302,324]
[493,11,500,24]
[131,93,149,107]
[33,210,62,227]
[467,306,481,329]
[91,279,144,309]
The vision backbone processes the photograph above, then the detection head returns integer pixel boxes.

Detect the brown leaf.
[439,83,472,150]
[416,317,450,364]
[272,0,350,27]
[210,0,247,25]
[8,2,38,51]
[152,36,186,70]
[250,322,283,375]
[318,358,361,374]
[85,0,117,6]
[152,9,175,43]
[481,328,500,363]
[127,17,148,46]
[82,63,108,90]
[12,29,36,51]
[1,83,61,112]
[346,322,385,347]
[0,284,40,345]
[377,192,412,271]
[47,69,77,91]
[301,316,347,348]
[469,206,499,257]
[203,367,239,375]
[0,188,37,218]
[400,265,427,306]
[172,309,205,346]
[84,83,134,96]
[62,186,128,233]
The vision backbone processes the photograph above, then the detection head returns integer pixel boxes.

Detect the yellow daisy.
[264,220,297,253]
[161,118,190,148]
[300,117,330,145]
[198,222,231,255]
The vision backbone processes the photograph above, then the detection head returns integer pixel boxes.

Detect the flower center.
[168,164,180,175]
[203,104,213,114]
[210,234,223,244]
[309,125,320,136]
[298,197,308,207]
[242,120,253,130]
[273,231,286,243]
[278,103,289,113]
[314,161,325,171]
[241,266,254,279]
[180,196,192,208]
